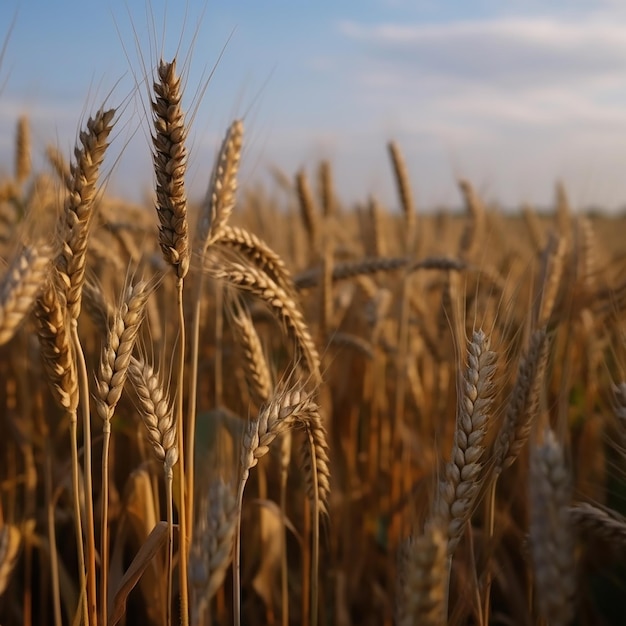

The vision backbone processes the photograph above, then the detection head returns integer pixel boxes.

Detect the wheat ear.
[152,58,190,280]
[96,279,149,626]
[128,355,178,626]
[0,242,52,345]
[197,119,243,251]
[187,120,244,534]
[437,331,497,555]
[529,428,575,626]
[396,522,447,626]
[227,296,272,405]
[56,107,115,321]
[34,276,87,623]
[233,386,317,626]
[494,327,550,474]
[209,260,321,384]
[189,479,238,625]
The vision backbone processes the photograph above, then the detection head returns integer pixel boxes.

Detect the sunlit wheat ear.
[56,107,115,321]
[127,356,178,469]
[0,241,53,345]
[227,296,272,405]
[209,260,321,384]
[189,479,238,622]
[151,58,190,279]
[216,225,297,298]
[35,277,79,413]
[197,119,243,252]
[234,385,319,625]
[46,144,72,188]
[494,327,550,474]
[437,329,497,556]
[298,406,331,517]
[15,115,31,184]
[95,280,150,423]
[529,428,575,626]
[396,522,447,626]
[0,524,21,597]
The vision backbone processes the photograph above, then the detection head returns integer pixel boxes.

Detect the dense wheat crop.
[1,38,626,626]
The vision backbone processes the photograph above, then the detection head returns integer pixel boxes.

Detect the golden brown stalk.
[0,242,52,345]
[457,179,486,261]
[197,119,243,252]
[318,159,335,218]
[367,195,386,257]
[152,57,190,624]
[0,524,21,598]
[188,120,243,539]
[15,115,31,184]
[56,107,115,321]
[529,428,575,626]
[295,169,319,253]
[35,274,87,624]
[152,58,190,280]
[209,260,321,384]
[396,522,447,626]
[437,330,497,555]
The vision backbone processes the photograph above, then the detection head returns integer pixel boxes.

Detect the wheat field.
[1,50,626,626]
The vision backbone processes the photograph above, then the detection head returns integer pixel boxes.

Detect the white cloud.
[338,16,626,87]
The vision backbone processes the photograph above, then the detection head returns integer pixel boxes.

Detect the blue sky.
[2,1,626,211]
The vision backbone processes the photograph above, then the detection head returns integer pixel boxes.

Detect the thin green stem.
[71,322,97,626]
